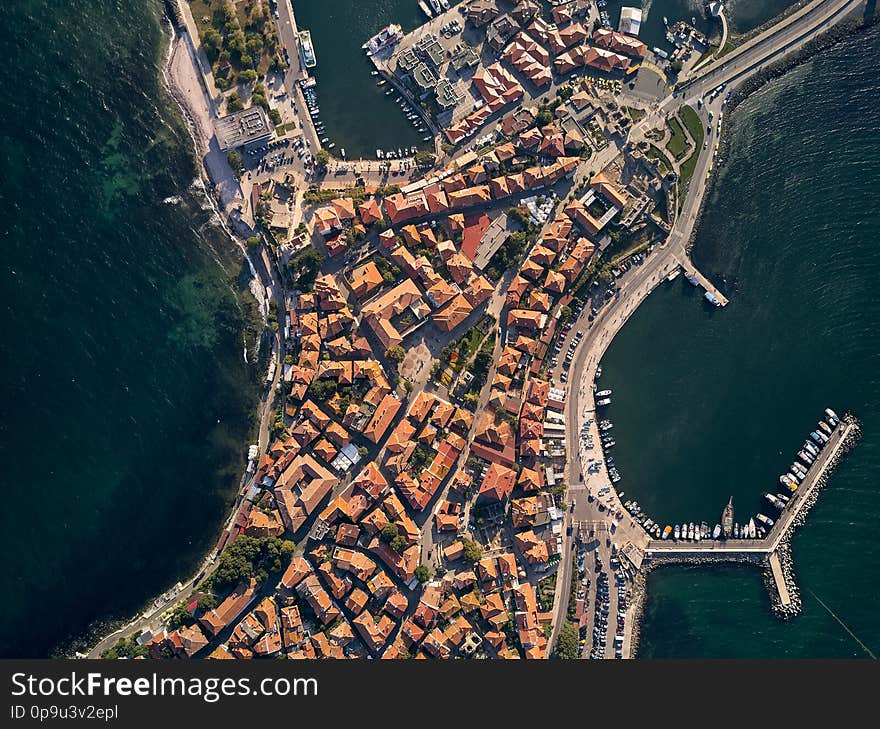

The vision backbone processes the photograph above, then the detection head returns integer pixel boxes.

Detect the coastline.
[81,14,272,659]
[625,14,876,658]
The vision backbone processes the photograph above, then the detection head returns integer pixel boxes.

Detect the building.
[214,107,272,151]
[618,7,643,37]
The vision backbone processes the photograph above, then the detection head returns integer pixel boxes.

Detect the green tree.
[238,68,257,84]
[315,149,330,167]
[414,565,431,584]
[460,537,483,564]
[560,305,572,321]
[414,150,436,167]
[268,108,282,126]
[226,149,243,171]
[196,594,217,613]
[227,91,244,113]
[209,536,295,591]
[246,235,261,250]
[386,345,405,363]
[390,535,408,554]
[101,635,148,660]
[554,621,580,659]
[380,523,399,544]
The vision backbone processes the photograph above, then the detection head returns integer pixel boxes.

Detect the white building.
[619,7,642,37]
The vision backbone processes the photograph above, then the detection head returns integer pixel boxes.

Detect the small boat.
[817,430,829,444]
[787,471,802,484]
[798,450,814,466]
[422,136,432,142]
[385,89,393,95]
[662,526,672,540]
[810,431,824,445]
[603,440,616,449]
[712,524,722,539]
[340,148,346,159]
[596,365,603,378]
[825,408,839,424]
[776,492,790,503]
[765,493,785,510]
[377,79,386,87]
[733,524,740,539]
[747,519,757,539]
[694,526,701,542]
[819,420,832,435]
[688,523,695,540]
[701,522,709,538]
[756,513,774,527]
[376,149,383,159]
[597,398,611,407]
[596,389,613,398]
[327,143,336,149]
[674,525,681,540]
[371,70,379,76]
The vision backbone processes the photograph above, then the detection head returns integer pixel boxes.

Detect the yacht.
[756,513,774,527]
[674,525,681,540]
[596,389,613,398]
[662,525,672,540]
[747,519,757,539]
[712,524,722,539]
[825,408,839,425]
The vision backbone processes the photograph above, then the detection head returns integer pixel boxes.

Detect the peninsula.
[91,0,872,660]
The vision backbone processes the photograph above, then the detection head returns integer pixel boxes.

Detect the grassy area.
[646,144,673,176]
[625,106,647,122]
[665,116,690,160]
[537,572,558,612]
[678,105,705,149]
[676,105,706,208]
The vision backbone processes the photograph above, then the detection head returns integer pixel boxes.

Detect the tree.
[196,594,217,613]
[560,305,572,321]
[386,345,405,364]
[226,149,243,171]
[390,535,408,554]
[238,68,257,84]
[555,621,580,659]
[268,108,282,126]
[246,235,261,250]
[380,523,399,544]
[102,635,148,660]
[209,536,295,591]
[226,91,244,113]
[315,149,330,167]
[414,565,430,584]
[460,537,483,564]
[414,150,436,167]
[166,601,194,630]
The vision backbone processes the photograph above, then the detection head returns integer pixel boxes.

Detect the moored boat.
[712,524,722,539]
[662,525,672,539]
[756,513,774,527]
[674,525,681,540]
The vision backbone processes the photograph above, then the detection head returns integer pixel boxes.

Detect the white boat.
[819,420,832,435]
[712,524,722,539]
[756,513,774,527]
[747,519,756,539]
[376,149,383,159]
[429,0,442,15]
[597,398,611,407]
[825,408,839,424]
[596,389,613,398]
[674,525,680,540]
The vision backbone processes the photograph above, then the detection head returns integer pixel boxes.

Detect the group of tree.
[459,537,483,564]
[208,535,295,592]
[379,523,408,555]
[285,247,324,292]
[554,622,580,659]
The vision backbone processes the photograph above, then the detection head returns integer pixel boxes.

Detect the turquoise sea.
[601,23,880,657]
[0,0,261,657]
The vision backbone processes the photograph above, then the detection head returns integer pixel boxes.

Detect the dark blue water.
[0,0,260,656]
[602,24,880,657]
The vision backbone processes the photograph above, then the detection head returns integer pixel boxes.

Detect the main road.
[546,0,869,655]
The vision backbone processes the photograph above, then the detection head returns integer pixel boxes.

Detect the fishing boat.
[721,497,734,538]
[756,513,774,527]
[662,525,672,540]
[712,524,722,539]
[674,525,681,540]
[596,389,613,398]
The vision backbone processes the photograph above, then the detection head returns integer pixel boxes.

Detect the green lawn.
[676,105,706,208]
[665,116,690,160]
[646,144,673,175]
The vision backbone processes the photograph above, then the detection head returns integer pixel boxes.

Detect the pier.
[642,417,860,611]
[679,257,729,306]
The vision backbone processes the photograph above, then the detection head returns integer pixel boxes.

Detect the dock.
[679,259,729,306]
[768,552,790,607]
[643,417,859,609]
